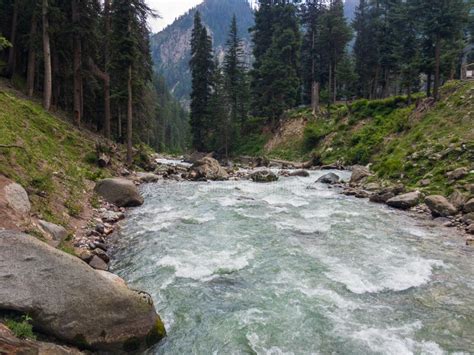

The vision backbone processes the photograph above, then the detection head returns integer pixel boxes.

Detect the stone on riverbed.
[250,170,279,183]
[349,165,371,185]
[0,176,31,230]
[464,198,474,213]
[189,157,228,181]
[0,230,165,352]
[316,173,340,184]
[94,178,144,207]
[289,170,310,177]
[425,195,458,217]
[386,191,422,210]
[38,219,68,247]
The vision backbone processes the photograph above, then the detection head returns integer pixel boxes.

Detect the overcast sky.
[146,0,203,33]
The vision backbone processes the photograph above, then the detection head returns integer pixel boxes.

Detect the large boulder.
[250,170,279,183]
[369,185,406,204]
[189,157,228,181]
[0,176,31,230]
[350,165,371,185]
[425,195,458,217]
[0,230,165,352]
[316,173,340,184]
[386,191,422,210]
[94,178,144,207]
[37,220,68,248]
[449,190,466,211]
[464,198,474,213]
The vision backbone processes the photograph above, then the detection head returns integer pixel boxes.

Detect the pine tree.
[413,0,467,100]
[224,15,248,132]
[251,1,301,122]
[189,11,214,151]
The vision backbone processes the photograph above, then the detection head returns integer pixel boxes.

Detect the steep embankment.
[260,81,474,195]
[0,80,117,245]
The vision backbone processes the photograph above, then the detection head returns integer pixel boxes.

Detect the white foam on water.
[323,257,444,294]
[262,194,309,207]
[246,333,298,355]
[298,287,358,310]
[156,249,254,281]
[352,325,444,355]
[275,219,330,234]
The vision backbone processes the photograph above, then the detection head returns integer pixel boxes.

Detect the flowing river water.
[111,170,474,354]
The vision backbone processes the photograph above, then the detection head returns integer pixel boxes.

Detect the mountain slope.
[150,0,254,106]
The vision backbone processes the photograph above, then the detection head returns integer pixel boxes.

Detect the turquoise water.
[111,171,474,354]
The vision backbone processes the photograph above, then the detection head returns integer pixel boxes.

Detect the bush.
[5,315,36,340]
[303,122,330,151]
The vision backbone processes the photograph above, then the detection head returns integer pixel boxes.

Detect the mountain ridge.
[150,0,255,107]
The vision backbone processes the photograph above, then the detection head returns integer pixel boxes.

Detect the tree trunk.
[328,61,332,105]
[311,81,320,116]
[333,61,337,103]
[42,0,52,111]
[433,34,441,101]
[118,107,122,140]
[127,65,133,166]
[426,72,432,97]
[26,13,37,97]
[72,0,82,126]
[7,0,19,77]
[103,0,112,139]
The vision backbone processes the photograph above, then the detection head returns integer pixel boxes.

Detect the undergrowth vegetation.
[0,87,111,228]
[262,81,474,195]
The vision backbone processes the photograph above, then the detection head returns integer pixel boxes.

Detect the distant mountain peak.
[150,0,254,107]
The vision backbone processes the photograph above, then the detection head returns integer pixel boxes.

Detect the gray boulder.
[0,230,165,352]
[189,157,228,181]
[386,191,422,210]
[0,176,31,230]
[38,220,68,247]
[94,178,144,207]
[464,198,474,213]
[425,195,458,217]
[316,173,340,184]
[350,165,371,185]
[448,190,466,211]
[462,212,474,225]
[250,170,279,183]
[136,172,161,183]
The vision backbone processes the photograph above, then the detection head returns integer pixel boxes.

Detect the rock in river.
[250,170,279,183]
[316,173,340,184]
[386,191,422,210]
[189,157,228,181]
[349,165,371,185]
[0,230,165,352]
[425,195,458,217]
[94,178,144,207]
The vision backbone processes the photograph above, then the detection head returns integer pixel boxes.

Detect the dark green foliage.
[189,11,214,151]
[5,315,36,340]
[251,1,301,121]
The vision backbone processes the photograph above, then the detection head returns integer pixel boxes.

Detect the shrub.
[5,315,36,340]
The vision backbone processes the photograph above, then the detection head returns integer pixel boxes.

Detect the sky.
[146,0,204,33]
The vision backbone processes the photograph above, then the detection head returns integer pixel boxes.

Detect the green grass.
[4,315,36,340]
[0,87,109,226]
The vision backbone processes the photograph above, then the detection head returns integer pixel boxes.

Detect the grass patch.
[4,315,36,340]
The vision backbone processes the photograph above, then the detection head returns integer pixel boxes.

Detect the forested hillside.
[150,0,254,106]
[0,0,189,155]
[186,0,473,158]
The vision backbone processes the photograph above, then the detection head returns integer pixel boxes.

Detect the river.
[111,170,474,354]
